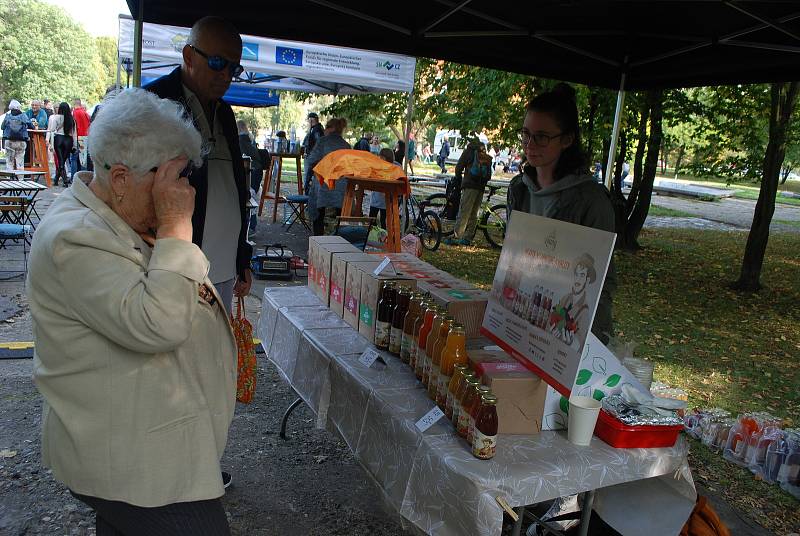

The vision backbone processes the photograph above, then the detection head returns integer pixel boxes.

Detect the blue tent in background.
[140,76,280,108]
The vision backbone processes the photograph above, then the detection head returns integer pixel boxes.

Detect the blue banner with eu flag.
[276,46,303,66]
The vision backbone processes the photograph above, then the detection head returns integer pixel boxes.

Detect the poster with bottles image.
[482,211,616,396]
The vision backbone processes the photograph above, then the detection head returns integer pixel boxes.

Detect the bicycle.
[400,193,442,252]
[425,181,508,249]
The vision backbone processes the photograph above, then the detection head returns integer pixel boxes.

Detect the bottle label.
[472,429,497,459]
[457,408,470,436]
[375,321,390,348]
[467,415,476,444]
[400,333,413,359]
[416,349,427,374]
[439,374,451,404]
[451,400,461,425]
[389,327,402,353]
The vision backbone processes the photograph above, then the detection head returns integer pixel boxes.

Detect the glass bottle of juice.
[423,307,446,389]
[400,293,423,365]
[445,363,469,420]
[468,385,492,445]
[410,299,432,373]
[428,316,454,401]
[452,370,475,426]
[456,377,481,438]
[374,281,396,350]
[472,394,498,460]
[415,302,438,382]
[389,287,410,355]
[438,323,468,408]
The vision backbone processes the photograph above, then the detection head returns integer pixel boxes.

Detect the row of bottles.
[373,282,498,459]
[511,285,555,329]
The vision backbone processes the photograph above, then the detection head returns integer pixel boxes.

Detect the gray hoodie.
[507,167,617,343]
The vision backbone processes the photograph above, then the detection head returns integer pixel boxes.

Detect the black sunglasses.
[188,44,244,78]
[150,164,195,179]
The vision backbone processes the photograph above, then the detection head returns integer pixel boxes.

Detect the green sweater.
[507,167,617,343]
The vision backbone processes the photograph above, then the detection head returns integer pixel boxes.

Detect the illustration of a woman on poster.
[550,253,597,349]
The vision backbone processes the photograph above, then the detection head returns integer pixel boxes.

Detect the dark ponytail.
[525,83,587,181]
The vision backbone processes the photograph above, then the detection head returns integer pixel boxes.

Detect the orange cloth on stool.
[313,149,411,195]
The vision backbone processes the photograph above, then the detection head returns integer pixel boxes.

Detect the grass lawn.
[423,229,800,533]
[647,205,697,218]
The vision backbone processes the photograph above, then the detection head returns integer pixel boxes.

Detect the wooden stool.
[25,130,51,187]
[339,177,407,253]
[259,152,303,223]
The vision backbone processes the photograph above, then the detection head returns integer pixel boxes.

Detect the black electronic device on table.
[251,244,293,280]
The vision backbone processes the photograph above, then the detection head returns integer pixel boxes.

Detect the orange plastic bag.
[312,149,410,195]
[679,496,731,536]
[232,297,257,404]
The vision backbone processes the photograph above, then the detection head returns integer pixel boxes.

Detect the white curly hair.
[88,88,202,181]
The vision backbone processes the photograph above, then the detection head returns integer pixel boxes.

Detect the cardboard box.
[480,368,548,435]
[308,236,359,304]
[357,272,416,343]
[343,261,383,330]
[426,287,488,338]
[329,252,375,317]
[467,349,518,370]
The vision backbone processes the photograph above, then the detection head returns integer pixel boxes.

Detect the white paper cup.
[567,396,602,446]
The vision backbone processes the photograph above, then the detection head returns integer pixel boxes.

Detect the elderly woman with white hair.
[27,88,236,535]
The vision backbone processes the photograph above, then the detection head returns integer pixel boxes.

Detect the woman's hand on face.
[153,157,195,241]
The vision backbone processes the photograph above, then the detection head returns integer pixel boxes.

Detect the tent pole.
[604,70,626,190]
[132,2,144,87]
[402,63,418,176]
[116,51,122,90]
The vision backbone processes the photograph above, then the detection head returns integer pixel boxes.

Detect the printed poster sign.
[481,211,616,396]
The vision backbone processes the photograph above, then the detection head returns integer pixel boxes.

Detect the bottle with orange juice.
[438,323,468,408]
[423,307,446,389]
[428,316,453,401]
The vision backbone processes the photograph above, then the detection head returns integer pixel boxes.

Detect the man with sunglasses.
[146,16,252,319]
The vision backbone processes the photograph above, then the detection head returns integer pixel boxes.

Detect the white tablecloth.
[258,286,696,536]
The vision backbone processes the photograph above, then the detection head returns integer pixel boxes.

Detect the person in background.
[46,102,76,186]
[28,87,236,536]
[2,100,32,171]
[394,139,405,168]
[369,135,381,155]
[507,82,615,345]
[354,132,371,151]
[304,117,351,235]
[25,99,48,130]
[237,120,264,194]
[43,99,54,117]
[437,137,450,173]
[71,98,91,180]
[422,142,431,164]
[301,112,324,157]
[444,141,492,246]
[406,136,416,176]
[368,147,397,229]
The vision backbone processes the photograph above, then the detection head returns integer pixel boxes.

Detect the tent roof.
[125,0,800,90]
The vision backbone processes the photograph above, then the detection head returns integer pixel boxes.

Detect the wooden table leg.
[384,192,401,253]
[272,157,283,224]
[258,156,276,217]
[340,183,355,218]
[295,155,304,218]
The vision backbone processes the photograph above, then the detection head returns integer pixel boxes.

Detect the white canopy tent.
[118,16,416,95]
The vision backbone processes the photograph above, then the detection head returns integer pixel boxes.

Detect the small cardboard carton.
[467,348,518,370]
[480,365,548,435]
[426,287,489,338]
[357,271,416,343]
[329,252,376,317]
[308,236,359,304]
[416,277,476,294]
[343,261,383,330]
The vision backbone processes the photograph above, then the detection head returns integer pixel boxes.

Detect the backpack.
[6,114,28,141]
[469,150,492,185]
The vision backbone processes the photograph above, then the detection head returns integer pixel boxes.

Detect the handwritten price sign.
[358,348,381,368]
[415,406,445,432]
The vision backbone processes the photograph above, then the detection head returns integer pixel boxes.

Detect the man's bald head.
[187,16,241,50]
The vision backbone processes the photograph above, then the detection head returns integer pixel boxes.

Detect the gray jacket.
[305,133,352,218]
[507,167,617,343]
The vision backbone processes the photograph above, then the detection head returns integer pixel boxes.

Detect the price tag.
[358,348,381,368]
[372,257,395,276]
[483,345,502,351]
[415,405,445,432]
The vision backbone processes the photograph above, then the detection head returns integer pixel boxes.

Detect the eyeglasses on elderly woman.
[188,44,244,78]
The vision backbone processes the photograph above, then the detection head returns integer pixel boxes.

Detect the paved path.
[650,194,800,232]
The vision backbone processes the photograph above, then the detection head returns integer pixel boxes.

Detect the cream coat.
[27,176,237,507]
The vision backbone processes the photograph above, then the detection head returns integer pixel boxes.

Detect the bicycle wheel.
[424,193,455,236]
[417,210,442,252]
[481,203,508,249]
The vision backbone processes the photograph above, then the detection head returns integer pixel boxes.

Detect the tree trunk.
[780,166,791,184]
[674,144,686,179]
[626,103,650,217]
[586,89,599,161]
[733,81,800,291]
[622,90,664,250]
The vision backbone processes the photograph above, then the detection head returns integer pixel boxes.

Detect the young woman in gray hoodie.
[507,83,616,344]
